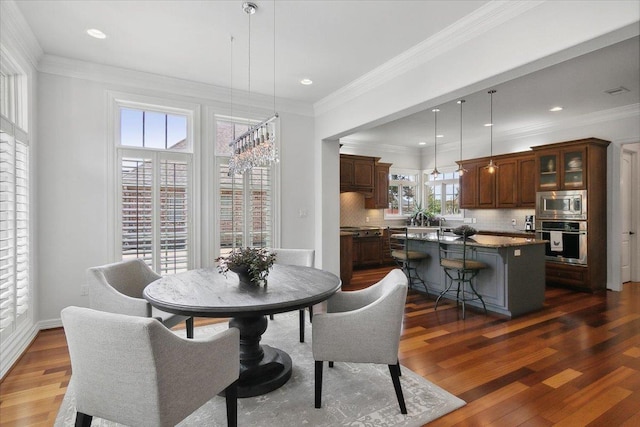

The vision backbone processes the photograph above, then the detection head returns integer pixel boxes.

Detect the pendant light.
[485,89,498,174]
[430,108,440,177]
[456,99,467,176]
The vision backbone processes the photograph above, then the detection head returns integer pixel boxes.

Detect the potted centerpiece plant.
[216,247,276,286]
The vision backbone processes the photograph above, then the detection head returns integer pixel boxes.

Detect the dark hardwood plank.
[1,268,638,426]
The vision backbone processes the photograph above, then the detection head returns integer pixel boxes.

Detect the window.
[215,117,276,255]
[424,170,461,217]
[116,103,194,274]
[385,170,419,218]
[0,55,29,341]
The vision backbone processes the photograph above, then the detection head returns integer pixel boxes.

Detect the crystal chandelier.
[228,2,279,175]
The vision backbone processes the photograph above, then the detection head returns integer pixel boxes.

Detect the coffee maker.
[525,215,535,231]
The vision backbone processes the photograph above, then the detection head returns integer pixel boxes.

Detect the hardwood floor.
[1,267,639,426]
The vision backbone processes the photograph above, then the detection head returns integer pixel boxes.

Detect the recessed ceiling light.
[436,134,444,138]
[87,28,107,39]
[549,106,563,112]
[484,123,493,127]
[605,86,630,95]
[418,141,427,146]
[300,78,313,85]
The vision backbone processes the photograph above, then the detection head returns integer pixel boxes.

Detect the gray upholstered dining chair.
[61,306,240,427]
[269,248,315,342]
[87,259,194,338]
[312,268,408,414]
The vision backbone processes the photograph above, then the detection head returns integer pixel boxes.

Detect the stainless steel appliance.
[525,215,535,231]
[536,220,587,265]
[536,190,587,220]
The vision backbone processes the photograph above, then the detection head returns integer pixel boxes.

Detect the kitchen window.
[424,169,461,217]
[385,170,419,218]
[114,98,196,275]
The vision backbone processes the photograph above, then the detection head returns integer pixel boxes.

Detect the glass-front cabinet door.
[537,152,559,190]
[561,148,585,189]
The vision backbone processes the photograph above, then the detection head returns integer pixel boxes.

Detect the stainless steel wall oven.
[536,220,587,265]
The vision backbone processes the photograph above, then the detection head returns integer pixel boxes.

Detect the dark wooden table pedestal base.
[229,315,292,398]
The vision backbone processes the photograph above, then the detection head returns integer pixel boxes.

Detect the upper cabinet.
[364,162,391,209]
[458,152,535,209]
[340,154,377,193]
[534,146,586,191]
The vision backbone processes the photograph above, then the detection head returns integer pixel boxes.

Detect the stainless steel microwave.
[536,190,587,220]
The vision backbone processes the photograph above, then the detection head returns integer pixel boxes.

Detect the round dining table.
[143,264,341,397]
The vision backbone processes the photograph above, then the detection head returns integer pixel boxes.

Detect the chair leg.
[397,360,402,377]
[186,317,194,339]
[308,305,313,323]
[315,361,323,408]
[269,314,274,320]
[75,412,93,427]
[225,380,238,427]
[388,364,407,414]
[299,309,305,343]
[329,361,334,368]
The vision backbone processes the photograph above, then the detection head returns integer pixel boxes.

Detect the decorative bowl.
[452,225,477,237]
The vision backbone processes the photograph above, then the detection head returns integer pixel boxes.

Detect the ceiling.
[13,1,640,151]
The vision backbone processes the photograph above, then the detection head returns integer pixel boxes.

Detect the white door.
[621,151,631,283]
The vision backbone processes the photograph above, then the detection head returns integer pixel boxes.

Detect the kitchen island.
[402,232,547,318]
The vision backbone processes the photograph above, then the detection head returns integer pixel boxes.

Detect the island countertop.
[403,232,546,248]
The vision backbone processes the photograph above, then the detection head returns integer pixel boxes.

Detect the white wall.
[36,71,316,323]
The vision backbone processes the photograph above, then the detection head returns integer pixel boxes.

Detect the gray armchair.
[270,248,315,342]
[312,268,409,414]
[61,306,240,427]
[87,259,194,338]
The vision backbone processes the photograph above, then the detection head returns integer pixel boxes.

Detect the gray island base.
[404,233,547,318]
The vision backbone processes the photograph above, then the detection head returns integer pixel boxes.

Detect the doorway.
[621,144,639,284]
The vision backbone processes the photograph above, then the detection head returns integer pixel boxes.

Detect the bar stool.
[435,231,488,319]
[388,227,430,296]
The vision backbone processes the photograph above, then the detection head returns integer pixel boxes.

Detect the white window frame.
[0,43,32,376]
[384,168,421,219]
[423,166,462,219]
[108,92,200,272]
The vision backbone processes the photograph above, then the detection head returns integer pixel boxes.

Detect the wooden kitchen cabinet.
[532,138,610,292]
[364,162,391,209]
[458,152,534,209]
[532,140,608,192]
[340,154,376,193]
[340,233,353,287]
[459,160,495,208]
[352,237,383,268]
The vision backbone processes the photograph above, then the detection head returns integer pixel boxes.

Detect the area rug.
[55,312,465,426]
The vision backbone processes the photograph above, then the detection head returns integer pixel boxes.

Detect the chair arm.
[88,276,151,317]
[327,287,379,313]
[155,327,240,408]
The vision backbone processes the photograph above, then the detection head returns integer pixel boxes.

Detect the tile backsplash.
[340,191,535,232]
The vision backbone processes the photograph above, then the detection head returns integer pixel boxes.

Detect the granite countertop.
[404,232,546,248]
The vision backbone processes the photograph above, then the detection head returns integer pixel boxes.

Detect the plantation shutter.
[219,163,244,253]
[0,118,29,335]
[121,156,154,266]
[120,153,191,274]
[249,166,272,248]
[159,158,189,274]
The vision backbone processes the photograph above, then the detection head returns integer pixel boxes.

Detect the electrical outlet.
[511,219,517,226]
[365,217,370,223]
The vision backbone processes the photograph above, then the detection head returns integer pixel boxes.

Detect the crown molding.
[314,0,544,115]
[339,138,423,156]
[0,0,44,69]
[499,103,640,141]
[37,54,314,117]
